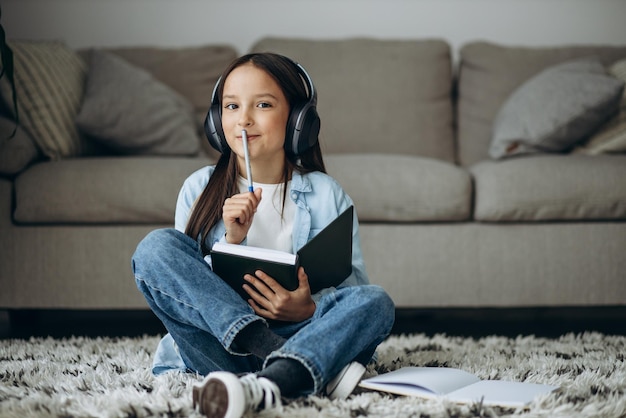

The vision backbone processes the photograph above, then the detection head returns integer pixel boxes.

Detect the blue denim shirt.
[153,165,370,374]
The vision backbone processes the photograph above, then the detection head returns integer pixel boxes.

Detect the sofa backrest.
[457,41,626,166]
[251,37,456,162]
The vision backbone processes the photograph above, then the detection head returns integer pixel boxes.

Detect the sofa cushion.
[490,59,624,159]
[85,45,238,128]
[326,154,472,222]
[471,155,626,221]
[0,115,40,176]
[251,37,455,162]
[0,40,86,160]
[76,50,200,156]
[574,59,626,155]
[14,157,212,224]
[457,41,626,166]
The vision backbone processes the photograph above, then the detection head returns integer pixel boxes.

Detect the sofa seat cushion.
[14,157,212,224]
[471,155,626,221]
[326,154,472,222]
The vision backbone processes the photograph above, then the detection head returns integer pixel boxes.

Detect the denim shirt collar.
[290,170,312,194]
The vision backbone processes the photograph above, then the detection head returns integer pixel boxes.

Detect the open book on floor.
[211,206,353,299]
[358,367,558,408]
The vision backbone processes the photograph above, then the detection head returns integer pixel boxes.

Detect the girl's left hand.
[243,267,316,322]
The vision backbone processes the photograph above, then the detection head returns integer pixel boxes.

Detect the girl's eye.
[224,103,238,110]
[257,102,272,109]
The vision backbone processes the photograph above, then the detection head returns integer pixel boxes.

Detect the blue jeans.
[132,228,395,395]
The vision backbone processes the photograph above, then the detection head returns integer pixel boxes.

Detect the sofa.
[1,37,625,327]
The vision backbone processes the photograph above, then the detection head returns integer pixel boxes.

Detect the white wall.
[2,0,626,55]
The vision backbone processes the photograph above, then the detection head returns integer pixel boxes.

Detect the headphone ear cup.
[205,102,228,153]
[286,102,320,155]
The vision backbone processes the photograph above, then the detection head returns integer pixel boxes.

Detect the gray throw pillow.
[76,50,200,155]
[573,58,626,155]
[489,59,625,159]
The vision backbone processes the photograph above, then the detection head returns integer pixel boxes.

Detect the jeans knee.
[133,228,185,259]
[132,228,187,278]
[340,285,393,317]
[363,285,395,330]
[134,229,170,265]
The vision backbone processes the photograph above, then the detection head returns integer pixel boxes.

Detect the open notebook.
[359,367,558,408]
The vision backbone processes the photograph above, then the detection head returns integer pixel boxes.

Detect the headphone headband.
[204,54,320,156]
[295,61,317,106]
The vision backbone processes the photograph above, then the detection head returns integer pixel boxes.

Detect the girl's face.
[221,63,290,172]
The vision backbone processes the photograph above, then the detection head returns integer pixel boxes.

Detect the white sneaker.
[325,362,366,400]
[192,372,282,418]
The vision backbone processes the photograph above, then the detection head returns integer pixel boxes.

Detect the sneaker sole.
[327,362,366,400]
[193,372,243,418]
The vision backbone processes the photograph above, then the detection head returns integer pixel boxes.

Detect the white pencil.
[242,129,253,192]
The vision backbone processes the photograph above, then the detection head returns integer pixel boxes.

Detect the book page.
[359,367,480,397]
[447,380,558,407]
[211,242,296,265]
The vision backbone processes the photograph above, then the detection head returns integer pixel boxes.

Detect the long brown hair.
[186,53,326,254]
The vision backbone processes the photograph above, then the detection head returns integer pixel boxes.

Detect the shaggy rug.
[1,332,625,418]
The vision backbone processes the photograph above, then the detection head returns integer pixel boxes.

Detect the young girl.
[132,53,395,418]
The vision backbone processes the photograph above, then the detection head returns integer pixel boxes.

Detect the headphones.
[204,56,320,156]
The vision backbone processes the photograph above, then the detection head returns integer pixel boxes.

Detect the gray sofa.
[1,37,625,322]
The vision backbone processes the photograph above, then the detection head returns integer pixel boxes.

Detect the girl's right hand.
[222,188,262,244]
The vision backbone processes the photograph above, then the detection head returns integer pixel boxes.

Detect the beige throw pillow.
[573,59,626,155]
[0,40,86,160]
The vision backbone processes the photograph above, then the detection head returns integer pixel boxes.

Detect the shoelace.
[240,374,283,413]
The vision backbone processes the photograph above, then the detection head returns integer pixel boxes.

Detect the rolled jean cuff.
[223,315,267,356]
[263,350,322,396]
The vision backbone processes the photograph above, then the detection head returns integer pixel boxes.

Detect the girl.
[132,52,395,418]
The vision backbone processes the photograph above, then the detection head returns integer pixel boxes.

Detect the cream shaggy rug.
[1,332,625,417]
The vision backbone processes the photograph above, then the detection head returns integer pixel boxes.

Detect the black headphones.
[204,56,320,156]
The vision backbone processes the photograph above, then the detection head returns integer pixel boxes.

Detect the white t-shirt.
[237,176,296,253]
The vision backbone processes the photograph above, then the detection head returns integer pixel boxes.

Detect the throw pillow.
[75,50,199,156]
[0,40,86,160]
[0,115,40,176]
[489,59,625,159]
[573,58,626,155]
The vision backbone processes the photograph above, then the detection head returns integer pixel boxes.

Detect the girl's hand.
[243,267,316,322]
[222,188,262,244]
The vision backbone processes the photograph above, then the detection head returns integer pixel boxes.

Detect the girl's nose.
[238,108,253,127]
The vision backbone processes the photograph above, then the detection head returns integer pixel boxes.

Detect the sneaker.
[192,372,282,418]
[325,362,366,400]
